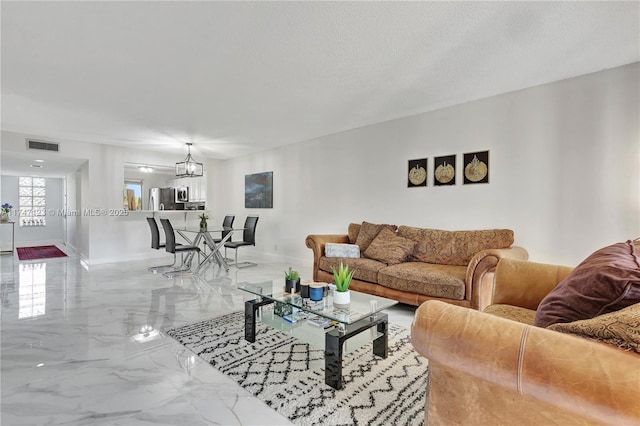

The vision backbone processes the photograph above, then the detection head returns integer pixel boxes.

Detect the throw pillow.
[535,240,640,328]
[325,243,360,259]
[348,223,361,244]
[548,303,640,353]
[354,221,397,254]
[363,227,416,265]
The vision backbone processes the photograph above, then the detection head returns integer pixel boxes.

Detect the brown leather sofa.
[306,222,528,308]
[411,258,640,425]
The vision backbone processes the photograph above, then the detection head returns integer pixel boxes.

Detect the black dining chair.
[159,218,201,277]
[146,217,178,272]
[213,214,235,244]
[224,216,259,268]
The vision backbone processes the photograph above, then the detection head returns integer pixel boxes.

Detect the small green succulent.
[331,261,355,292]
[284,267,299,280]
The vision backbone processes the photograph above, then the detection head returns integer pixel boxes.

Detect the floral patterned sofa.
[305,221,528,308]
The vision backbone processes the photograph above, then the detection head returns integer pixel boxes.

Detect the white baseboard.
[254,250,308,266]
[82,248,309,267]
[86,251,174,265]
[15,239,64,248]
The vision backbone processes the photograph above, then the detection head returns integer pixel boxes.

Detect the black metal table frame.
[244,298,389,390]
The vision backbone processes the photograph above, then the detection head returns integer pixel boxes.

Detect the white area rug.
[166,310,428,426]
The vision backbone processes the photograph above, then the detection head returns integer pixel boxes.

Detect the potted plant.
[1,203,12,223]
[284,267,301,293]
[198,213,208,231]
[332,261,354,308]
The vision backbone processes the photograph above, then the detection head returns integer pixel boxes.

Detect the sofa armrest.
[411,300,640,425]
[305,234,350,281]
[489,258,574,310]
[466,246,528,310]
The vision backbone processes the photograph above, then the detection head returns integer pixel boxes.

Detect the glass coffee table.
[238,281,398,390]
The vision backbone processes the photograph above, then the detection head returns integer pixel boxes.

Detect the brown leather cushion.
[535,241,640,328]
[354,221,397,253]
[548,303,640,353]
[363,228,416,265]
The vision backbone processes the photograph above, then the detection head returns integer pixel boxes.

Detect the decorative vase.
[300,282,310,298]
[199,221,207,231]
[285,278,301,293]
[333,289,350,308]
[309,283,324,301]
[0,212,8,223]
[274,300,293,317]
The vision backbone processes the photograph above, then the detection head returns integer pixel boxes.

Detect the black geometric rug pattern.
[166,310,428,426]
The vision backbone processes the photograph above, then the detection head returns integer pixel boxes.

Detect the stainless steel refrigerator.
[149,188,182,211]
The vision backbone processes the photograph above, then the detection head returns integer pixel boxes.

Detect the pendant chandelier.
[175,143,203,177]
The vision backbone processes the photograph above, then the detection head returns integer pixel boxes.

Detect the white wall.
[1,63,638,266]
[219,63,640,266]
[79,162,90,260]
[0,176,65,246]
[65,169,80,252]
[1,133,222,264]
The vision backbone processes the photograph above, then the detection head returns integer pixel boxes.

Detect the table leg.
[191,233,220,274]
[372,320,388,358]
[176,230,201,268]
[198,231,234,273]
[325,330,344,389]
[212,231,234,271]
[244,298,274,343]
[324,313,389,390]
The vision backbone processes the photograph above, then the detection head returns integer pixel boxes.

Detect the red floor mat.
[16,245,68,261]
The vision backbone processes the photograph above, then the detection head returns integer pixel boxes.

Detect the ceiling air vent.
[26,139,60,152]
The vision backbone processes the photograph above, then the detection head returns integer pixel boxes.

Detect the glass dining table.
[174,226,238,273]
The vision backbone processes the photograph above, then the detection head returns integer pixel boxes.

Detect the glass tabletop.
[238,280,397,324]
[175,226,233,233]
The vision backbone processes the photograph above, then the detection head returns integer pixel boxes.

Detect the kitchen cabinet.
[192,175,207,202]
[169,173,207,202]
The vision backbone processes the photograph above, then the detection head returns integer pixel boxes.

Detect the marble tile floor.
[0,248,417,425]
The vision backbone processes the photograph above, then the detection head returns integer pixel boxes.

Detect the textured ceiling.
[1,1,639,170]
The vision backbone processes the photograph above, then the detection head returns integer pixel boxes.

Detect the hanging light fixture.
[175,143,203,177]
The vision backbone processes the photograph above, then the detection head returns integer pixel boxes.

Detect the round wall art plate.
[463,151,489,184]
[409,165,426,185]
[407,158,428,187]
[434,154,456,186]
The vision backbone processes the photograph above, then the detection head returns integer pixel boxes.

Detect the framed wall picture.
[463,150,489,184]
[434,154,456,186]
[407,158,427,187]
[245,171,273,208]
